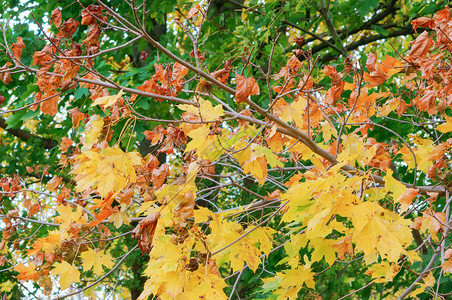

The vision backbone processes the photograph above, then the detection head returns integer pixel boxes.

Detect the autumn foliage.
[2,1,452,299]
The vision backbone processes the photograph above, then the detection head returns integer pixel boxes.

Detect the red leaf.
[140,51,148,61]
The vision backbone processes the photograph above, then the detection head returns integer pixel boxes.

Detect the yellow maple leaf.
[54,204,84,228]
[83,114,104,150]
[365,261,401,283]
[184,124,224,160]
[436,116,452,133]
[72,147,142,197]
[353,209,411,263]
[178,97,224,121]
[80,248,114,275]
[92,90,124,108]
[52,261,80,290]
[108,209,130,228]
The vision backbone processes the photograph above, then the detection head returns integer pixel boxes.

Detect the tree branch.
[0,117,58,149]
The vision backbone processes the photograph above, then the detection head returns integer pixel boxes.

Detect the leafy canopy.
[1,0,452,299]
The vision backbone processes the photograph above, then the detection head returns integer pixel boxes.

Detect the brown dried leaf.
[235,74,260,103]
[210,59,231,84]
[435,6,451,22]
[46,176,62,192]
[32,44,54,66]
[131,212,161,253]
[50,8,62,28]
[40,92,59,116]
[408,31,434,61]
[11,37,25,61]
[151,164,170,189]
[83,24,101,47]
[416,90,436,115]
[81,5,104,26]
[0,62,12,85]
[411,17,436,32]
[56,18,80,38]
[68,107,88,128]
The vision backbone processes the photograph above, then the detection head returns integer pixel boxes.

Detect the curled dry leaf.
[173,191,195,226]
[56,18,80,39]
[11,37,25,61]
[50,7,62,28]
[68,107,89,128]
[411,17,436,32]
[0,62,12,85]
[235,74,260,103]
[408,31,434,62]
[81,5,105,26]
[131,212,161,253]
[324,65,344,105]
[210,58,231,84]
[151,164,170,189]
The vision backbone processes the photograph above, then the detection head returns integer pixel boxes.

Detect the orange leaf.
[50,7,62,28]
[11,37,25,61]
[14,262,39,281]
[235,74,260,103]
[411,17,436,32]
[334,236,353,260]
[408,31,434,61]
[68,107,88,128]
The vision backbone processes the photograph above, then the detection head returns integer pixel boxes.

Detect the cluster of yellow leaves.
[72,147,141,197]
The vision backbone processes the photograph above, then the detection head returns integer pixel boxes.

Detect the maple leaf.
[235,74,260,103]
[436,116,452,132]
[365,261,401,283]
[50,8,62,28]
[68,107,88,128]
[131,212,161,253]
[333,235,353,260]
[14,262,39,281]
[81,5,105,25]
[211,59,231,84]
[408,31,434,61]
[72,147,142,197]
[421,208,446,241]
[411,17,436,32]
[92,90,124,108]
[51,261,80,290]
[56,18,80,39]
[83,114,104,149]
[11,37,25,61]
[108,208,130,228]
[80,248,114,275]
[178,97,224,121]
[46,176,62,192]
